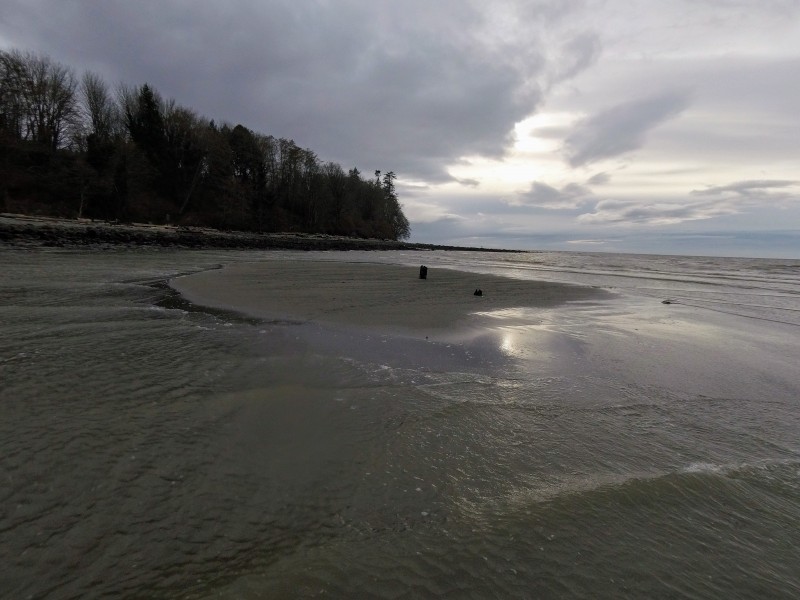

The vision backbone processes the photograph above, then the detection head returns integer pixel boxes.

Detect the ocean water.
[1,247,799,599]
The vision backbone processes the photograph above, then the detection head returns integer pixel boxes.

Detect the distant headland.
[0,214,521,252]
[0,48,410,242]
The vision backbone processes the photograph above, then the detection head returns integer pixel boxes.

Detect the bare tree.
[80,71,119,141]
[18,51,79,151]
[115,83,135,125]
[0,50,30,141]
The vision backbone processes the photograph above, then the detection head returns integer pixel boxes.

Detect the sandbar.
[170,259,608,334]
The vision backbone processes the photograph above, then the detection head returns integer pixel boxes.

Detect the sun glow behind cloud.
[409,78,800,254]
[445,112,579,191]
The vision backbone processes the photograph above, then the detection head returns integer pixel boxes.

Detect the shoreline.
[169,259,609,336]
[0,213,521,253]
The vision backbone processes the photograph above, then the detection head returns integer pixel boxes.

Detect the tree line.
[0,49,410,240]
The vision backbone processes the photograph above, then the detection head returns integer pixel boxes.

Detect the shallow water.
[1,247,799,599]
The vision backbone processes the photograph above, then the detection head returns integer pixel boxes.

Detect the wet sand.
[170,260,608,334]
[6,249,800,598]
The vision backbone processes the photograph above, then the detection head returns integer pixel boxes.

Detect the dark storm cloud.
[578,198,739,225]
[515,181,593,209]
[0,0,595,182]
[692,179,798,197]
[564,91,691,167]
[578,179,799,227]
[586,172,611,185]
[548,31,602,86]
[455,178,481,188]
[530,125,571,139]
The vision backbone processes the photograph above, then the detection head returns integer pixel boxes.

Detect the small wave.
[496,456,800,518]
[664,299,800,327]
[682,461,726,474]
[682,457,800,478]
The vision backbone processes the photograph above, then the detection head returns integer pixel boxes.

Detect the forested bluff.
[0,48,411,241]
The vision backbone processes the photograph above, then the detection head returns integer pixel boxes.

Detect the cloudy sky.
[2,0,799,257]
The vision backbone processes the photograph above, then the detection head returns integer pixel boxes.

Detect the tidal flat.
[2,247,799,599]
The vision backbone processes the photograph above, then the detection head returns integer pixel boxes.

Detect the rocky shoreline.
[0,214,517,253]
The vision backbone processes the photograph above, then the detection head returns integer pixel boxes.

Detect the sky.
[2,0,799,257]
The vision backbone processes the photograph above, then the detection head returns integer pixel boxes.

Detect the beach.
[2,247,800,599]
[170,259,608,336]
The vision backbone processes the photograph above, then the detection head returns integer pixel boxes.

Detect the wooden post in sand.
[419,265,428,279]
